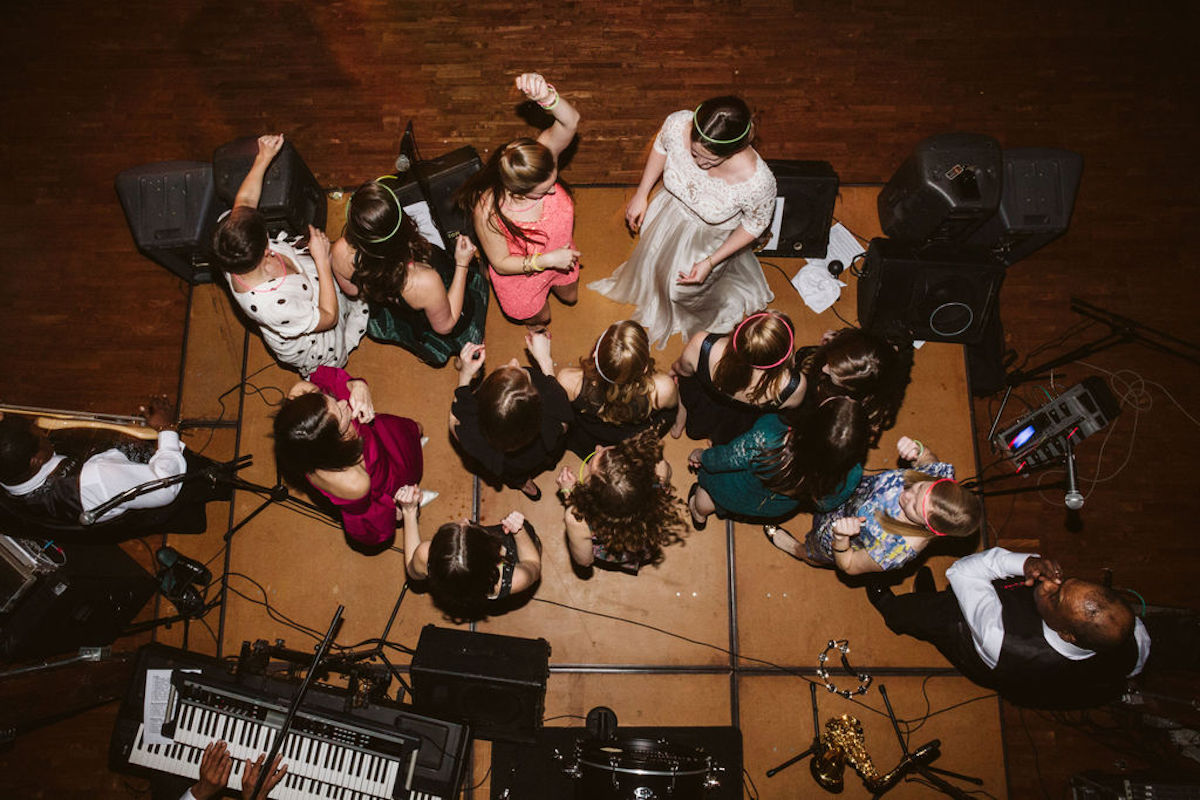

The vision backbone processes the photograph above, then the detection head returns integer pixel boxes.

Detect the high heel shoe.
[687,483,707,531]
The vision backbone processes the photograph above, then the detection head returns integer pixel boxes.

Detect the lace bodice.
[654,110,777,236]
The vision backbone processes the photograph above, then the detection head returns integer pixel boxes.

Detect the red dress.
[488,185,579,320]
[307,366,423,547]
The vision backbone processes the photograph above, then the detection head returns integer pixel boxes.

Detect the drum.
[573,737,715,800]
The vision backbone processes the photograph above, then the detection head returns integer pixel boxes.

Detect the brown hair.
[711,310,796,404]
[759,398,870,505]
[212,207,268,275]
[566,430,686,564]
[475,366,542,453]
[424,521,504,622]
[272,393,363,489]
[343,178,432,304]
[690,96,755,157]
[873,471,980,540]
[803,328,912,446]
[576,321,657,425]
[456,137,557,250]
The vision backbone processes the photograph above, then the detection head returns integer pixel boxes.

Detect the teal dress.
[366,245,489,367]
[697,414,863,521]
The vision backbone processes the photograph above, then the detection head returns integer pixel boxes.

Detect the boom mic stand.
[873,684,982,799]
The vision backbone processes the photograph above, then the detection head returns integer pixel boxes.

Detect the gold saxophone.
[811,714,912,794]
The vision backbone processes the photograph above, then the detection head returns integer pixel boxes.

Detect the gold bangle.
[531,251,542,272]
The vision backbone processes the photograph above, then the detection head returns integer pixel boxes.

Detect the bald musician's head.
[1034,576,1135,652]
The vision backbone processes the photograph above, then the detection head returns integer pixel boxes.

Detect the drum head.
[576,737,711,800]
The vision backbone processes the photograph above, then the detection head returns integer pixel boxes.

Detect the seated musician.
[868,547,1151,708]
[0,399,227,535]
[178,741,286,800]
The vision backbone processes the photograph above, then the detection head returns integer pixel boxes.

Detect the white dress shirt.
[945,547,1150,676]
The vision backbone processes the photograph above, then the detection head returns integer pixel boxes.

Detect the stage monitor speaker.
[115,161,226,284]
[877,133,1003,244]
[758,160,839,258]
[212,137,326,236]
[0,542,156,662]
[857,238,1005,345]
[412,146,483,241]
[967,147,1083,266]
[411,624,549,743]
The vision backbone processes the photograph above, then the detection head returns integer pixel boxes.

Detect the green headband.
[345,175,403,243]
[693,104,752,146]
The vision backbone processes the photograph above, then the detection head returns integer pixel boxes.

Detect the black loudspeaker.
[967,147,1083,266]
[758,159,839,258]
[878,133,1003,244]
[412,146,483,240]
[115,161,227,284]
[212,137,326,236]
[0,543,156,661]
[857,238,1006,345]
[411,625,550,743]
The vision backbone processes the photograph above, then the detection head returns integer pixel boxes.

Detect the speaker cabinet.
[758,160,839,258]
[857,238,1005,345]
[967,147,1083,266]
[115,161,227,284]
[412,146,483,240]
[878,133,1003,244]
[212,137,326,236]
[0,543,156,661]
[411,625,549,743]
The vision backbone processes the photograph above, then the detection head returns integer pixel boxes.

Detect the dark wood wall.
[1,1,1197,796]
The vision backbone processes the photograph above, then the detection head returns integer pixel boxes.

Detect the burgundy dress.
[308,366,423,546]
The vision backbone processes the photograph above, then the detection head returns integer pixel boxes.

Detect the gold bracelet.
[522,254,532,274]
[531,252,543,272]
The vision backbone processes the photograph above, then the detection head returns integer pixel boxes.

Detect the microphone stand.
[247,605,345,799]
[873,684,982,799]
[766,682,822,778]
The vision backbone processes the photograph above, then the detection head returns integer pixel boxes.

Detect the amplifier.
[0,535,58,613]
[411,625,549,743]
[993,377,1121,469]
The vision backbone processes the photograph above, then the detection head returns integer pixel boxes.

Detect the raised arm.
[234,135,284,210]
[517,73,579,159]
[557,467,595,568]
[503,512,543,592]
[307,226,339,333]
[397,485,430,580]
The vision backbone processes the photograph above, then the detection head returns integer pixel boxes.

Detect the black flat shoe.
[913,565,936,594]
[520,481,542,501]
[687,483,707,531]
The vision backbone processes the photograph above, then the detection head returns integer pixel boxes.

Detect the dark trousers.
[874,588,996,687]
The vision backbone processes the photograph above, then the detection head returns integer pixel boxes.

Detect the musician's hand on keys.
[191,740,233,800]
[242,752,287,800]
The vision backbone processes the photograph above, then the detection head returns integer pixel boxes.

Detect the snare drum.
[572,737,715,800]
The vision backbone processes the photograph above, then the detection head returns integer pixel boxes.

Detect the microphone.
[1064,442,1084,511]
[79,509,97,526]
[394,153,411,173]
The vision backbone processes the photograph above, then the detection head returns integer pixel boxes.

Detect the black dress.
[565,394,674,457]
[677,334,804,445]
[451,363,573,488]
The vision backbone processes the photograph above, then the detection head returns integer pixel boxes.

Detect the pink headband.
[922,478,956,536]
[732,312,794,369]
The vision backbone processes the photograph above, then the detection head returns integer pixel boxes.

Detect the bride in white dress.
[589,97,777,349]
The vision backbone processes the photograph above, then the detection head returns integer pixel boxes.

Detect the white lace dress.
[589,110,777,348]
[225,234,370,376]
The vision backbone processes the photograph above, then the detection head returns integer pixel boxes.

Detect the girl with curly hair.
[556,321,678,457]
[330,176,489,367]
[555,429,687,574]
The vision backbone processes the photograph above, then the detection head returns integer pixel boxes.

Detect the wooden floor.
[1,2,1198,798]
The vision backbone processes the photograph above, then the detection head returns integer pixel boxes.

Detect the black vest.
[989,581,1138,708]
[2,456,86,526]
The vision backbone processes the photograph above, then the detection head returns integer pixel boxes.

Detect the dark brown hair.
[212,207,269,275]
[272,393,363,488]
[760,398,871,504]
[690,96,755,157]
[475,367,542,453]
[343,178,432,304]
[425,521,504,622]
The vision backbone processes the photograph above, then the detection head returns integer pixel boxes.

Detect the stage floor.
[161,185,1005,799]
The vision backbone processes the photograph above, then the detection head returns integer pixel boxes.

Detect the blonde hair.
[577,321,658,425]
[873,470,980,540]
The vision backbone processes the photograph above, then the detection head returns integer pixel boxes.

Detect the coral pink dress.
[488,186,579,320]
